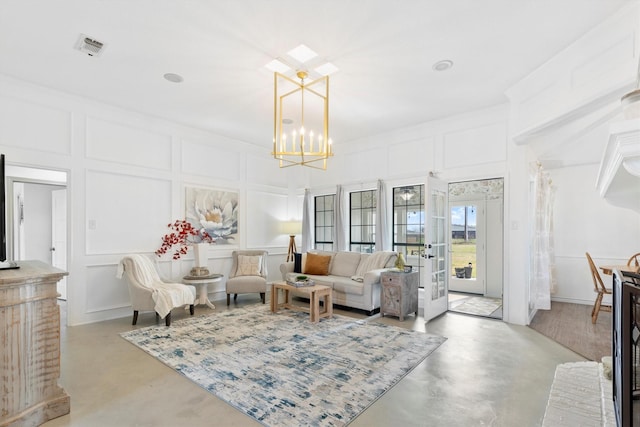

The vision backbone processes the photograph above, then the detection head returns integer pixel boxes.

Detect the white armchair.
[226,250,268,305]
[117,254,196,326]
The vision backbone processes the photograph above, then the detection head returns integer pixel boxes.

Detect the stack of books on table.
[286,279,315,288]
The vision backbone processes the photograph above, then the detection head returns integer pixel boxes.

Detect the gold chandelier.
[272,70,333,170]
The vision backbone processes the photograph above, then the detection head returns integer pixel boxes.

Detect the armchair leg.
[165,312,172,327]
[234,293,238,301]
[260,292,265,304]
[227,294,230,306]
[189,304,194,315]
[132,310,139,325]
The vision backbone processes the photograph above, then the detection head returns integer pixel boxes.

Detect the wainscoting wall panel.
[245,189,288,248]
[443,122,507,169]
[570,33,633,91]
[506,2,639,136]
[86,117,173,170]
[0,95,71,154]
[246,152,288,188]
[85,264,131,313]
[181,138,241,181]
[85,170,172,254]
[343,146,387,183]
[388,137,433,176]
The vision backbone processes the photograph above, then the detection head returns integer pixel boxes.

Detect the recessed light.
[282,118,294,125]
[287,44,318,63]
[314,62,339,76]
[432,60,453,71]
[265,59,291,73]
[163,73,184,83]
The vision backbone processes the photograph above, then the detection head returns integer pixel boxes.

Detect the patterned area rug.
[120,304,446,426]
[450,296,502,317]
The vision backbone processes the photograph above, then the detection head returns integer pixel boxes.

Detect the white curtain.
[301,188,313,252]
[375,179,390,251]
[335,185,348,251]
[531,165,556,310]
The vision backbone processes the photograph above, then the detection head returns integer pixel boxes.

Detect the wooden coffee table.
[270,282,333,323]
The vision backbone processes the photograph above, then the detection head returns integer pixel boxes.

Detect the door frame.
[448,199,486,295]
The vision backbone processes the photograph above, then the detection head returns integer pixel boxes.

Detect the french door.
[423,175,449,322]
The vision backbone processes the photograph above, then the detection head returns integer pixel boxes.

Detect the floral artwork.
[185,187,238,245]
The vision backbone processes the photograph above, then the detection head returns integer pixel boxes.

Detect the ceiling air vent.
[75,34,105,57]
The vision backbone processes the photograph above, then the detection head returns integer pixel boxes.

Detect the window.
[314,194,335,251]
[350,190,376,253]
[393,185,424,285]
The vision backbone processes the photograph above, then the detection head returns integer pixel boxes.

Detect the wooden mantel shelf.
[0,261,70,427]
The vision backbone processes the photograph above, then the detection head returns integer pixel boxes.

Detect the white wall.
[0,3,636,327]
[551,163,640,304]
[0,74,300,326]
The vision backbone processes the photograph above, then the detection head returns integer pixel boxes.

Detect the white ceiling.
[0,1,632,148]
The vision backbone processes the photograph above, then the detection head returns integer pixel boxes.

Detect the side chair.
[627,252,640,269]
[118,254,196,326]
[585,252,612,324]
[226,250,268,305]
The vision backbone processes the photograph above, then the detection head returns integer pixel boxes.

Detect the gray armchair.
[226,250,268,305]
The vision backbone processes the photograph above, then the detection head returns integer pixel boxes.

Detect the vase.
[192,243,209,268]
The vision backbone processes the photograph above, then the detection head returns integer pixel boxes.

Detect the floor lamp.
[282,221,302,262]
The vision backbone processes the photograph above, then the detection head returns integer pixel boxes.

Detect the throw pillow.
[303,252,331,275]
[236,255,262,276]
[293,252,302,273]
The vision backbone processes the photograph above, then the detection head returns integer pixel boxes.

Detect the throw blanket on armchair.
[351,251,396,282]
[116,254,194,319]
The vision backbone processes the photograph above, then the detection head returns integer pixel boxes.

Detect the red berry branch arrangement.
[155,219,213,260]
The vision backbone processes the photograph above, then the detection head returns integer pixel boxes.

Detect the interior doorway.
[447,178,503,319]
[6,166,68,300]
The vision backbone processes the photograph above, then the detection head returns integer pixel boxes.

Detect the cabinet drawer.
[381,274,402,286]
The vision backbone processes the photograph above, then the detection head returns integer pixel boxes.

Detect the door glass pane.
[431,189,446,301]
[450,204,477,278]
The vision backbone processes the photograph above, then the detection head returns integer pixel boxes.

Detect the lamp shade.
[281,220,302,235]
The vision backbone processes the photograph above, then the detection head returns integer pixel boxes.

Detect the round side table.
[183,273,223,309]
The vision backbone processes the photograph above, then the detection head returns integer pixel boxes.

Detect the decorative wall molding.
[85,169,172,255]
[0,94,72,155]
[86,116,173,170]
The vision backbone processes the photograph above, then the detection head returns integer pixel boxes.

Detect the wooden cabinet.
[0,261,70,427]
[380,271,419,321]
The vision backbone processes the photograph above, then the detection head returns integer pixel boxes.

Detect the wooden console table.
[0,261,70,427]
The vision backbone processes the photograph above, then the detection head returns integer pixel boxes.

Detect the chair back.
[120,254,162,289]
[586,252,606,292]
[627,252,640,268]
[229,250,268,279]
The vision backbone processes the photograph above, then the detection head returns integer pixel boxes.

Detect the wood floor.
[529,301,611,362]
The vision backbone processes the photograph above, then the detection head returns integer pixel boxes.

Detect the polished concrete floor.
[45,294,584,427]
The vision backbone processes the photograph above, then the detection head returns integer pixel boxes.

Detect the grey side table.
[380,270,419,321]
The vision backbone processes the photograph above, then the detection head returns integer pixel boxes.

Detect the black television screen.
[0,154,5,261]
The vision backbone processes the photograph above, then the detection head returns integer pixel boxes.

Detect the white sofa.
[279,250,397,314]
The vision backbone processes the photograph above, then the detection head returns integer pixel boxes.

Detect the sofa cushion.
[330,251,362,277]
[312,250,336,272]
[333,276,364,296]
[354,251,396,277]
[293,252,303,273]
[304,253,332,275]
